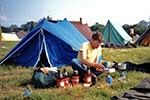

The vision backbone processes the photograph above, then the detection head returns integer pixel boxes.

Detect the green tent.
[102,20,132,44]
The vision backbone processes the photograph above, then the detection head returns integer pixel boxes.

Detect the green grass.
[0,41,150,100]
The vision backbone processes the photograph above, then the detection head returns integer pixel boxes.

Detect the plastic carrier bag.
[31,68,57,88]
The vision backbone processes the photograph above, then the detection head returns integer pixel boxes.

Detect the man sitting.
[71,32,108,84]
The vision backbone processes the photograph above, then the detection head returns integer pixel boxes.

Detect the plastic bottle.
[106,73,112,85]
[56,70,65,88]
[85,67,92,85]
[72,70,79,86]
[120,72,126,78]
[63,69,70,87]
[23,91,32,96]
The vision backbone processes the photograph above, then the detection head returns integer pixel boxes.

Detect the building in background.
[16,30,28,39]
[70,18,92,41]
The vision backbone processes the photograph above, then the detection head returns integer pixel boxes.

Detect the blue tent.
[102,20,132,44]
[0,18,88,67]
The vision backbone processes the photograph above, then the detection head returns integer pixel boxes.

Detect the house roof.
[69,21,81,25]
[71,23,92,40]
[17,30,28,35]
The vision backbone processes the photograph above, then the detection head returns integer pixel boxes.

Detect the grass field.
[0,41,150,100]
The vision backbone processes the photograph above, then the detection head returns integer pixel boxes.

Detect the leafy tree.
[122,24,147,36]
[1,24,19,33]
[22,21,34,32]
[90,22,105,32]
[138,20,148,27]
[133,25,147,35]
[1,21,34,33]
[1,26,11,33]
[10,24,19,33]
[122,24,130,35]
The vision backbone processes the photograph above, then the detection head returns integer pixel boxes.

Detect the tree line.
[1,19,149,36]
[1,21,34,33]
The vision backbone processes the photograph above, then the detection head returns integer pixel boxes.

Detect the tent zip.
[33,29,44,67]
[42,30,53,67]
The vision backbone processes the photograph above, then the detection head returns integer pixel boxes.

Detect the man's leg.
[71,58,86,82]
[71,58,86,71]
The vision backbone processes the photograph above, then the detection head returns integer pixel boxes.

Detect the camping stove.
[117,63,127,71]
[117,63,127,78]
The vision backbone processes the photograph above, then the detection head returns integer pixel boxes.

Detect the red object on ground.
[85,67,92,85]
[72,70,79,86]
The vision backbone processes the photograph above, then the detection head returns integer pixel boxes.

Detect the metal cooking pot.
[118,63,127,70]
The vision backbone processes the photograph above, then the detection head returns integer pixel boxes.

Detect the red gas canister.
[72,70,79,86]
[56,70,65,88]
[85,67,92,85]
[63,69,70,87]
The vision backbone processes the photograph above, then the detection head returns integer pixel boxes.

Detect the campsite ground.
[0,41,150,100]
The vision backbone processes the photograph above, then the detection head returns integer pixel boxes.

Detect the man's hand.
[95,63,104,69]
[95,67,103,72]
[99,64,105,69]
[94,63,104,72]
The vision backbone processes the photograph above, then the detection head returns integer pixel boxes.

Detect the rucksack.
[31,69,57,88]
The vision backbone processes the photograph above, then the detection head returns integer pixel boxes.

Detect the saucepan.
[118,63,127,71]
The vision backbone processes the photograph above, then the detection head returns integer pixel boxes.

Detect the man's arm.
[79,50,94,66]
[79,50,104,70]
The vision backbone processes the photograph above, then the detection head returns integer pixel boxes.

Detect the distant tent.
[102,20,132,44]
[0,18,88,67]
[135,27,150,46]
[1,33,20,41]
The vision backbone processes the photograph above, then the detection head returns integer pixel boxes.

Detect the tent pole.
[108,22,110,43]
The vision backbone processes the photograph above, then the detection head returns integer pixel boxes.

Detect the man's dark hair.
[92,32,104,42]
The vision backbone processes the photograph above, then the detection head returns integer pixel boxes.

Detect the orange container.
[64,77,70,87]
[57,78,65,88]
[72,76,79,86]
[63,69,70,87]
[85,74,92,85]
[56,70,65,88]
[85,67,92,85]
[72,70,79,86]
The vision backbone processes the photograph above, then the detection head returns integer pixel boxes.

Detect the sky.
[0,0,150,27]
